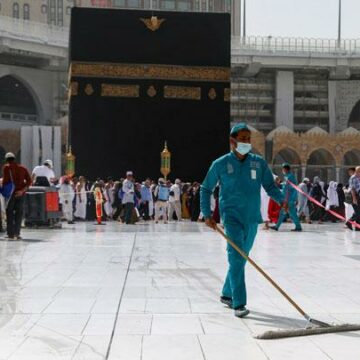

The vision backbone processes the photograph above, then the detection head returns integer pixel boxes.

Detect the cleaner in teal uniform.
[200,123,287,317]
[270,163,302,232]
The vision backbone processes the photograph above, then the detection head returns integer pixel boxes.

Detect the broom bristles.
[256,324,360,340]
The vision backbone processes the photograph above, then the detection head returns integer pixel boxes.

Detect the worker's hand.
[282,201,289,213]
[205,217,217,230]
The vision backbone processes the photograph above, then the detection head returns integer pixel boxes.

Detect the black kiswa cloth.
[69,8,230,181]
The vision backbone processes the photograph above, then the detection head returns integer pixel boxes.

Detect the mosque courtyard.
[0,221,359,359]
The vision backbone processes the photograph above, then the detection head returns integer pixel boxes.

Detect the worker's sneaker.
[234,306,250,318]
[15,236,22,240]
[269,226,278,231]
[291,228,302,232]
[220,296,232,308]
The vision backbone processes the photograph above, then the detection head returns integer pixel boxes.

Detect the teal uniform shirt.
[201,152,284,224]
[282,172,298,203]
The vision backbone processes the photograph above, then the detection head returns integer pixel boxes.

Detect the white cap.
[175,179,181,184]
[158,177,165,183]
[44,159,53,168]
[303,178,310,183]
[126,171,133,176]
[5,152,15,160]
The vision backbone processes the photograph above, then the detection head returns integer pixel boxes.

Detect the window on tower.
[23,3,30,20]
[128,0,141,7]
[160,0,175,10]
[13,3,20,19]
[177,1,191,11]
[193,0,200,11]
[91,0,113,6]
[49,0,56,24]
[58,0,64,25]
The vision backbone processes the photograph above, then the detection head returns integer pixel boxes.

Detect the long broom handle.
[216,225,308,319]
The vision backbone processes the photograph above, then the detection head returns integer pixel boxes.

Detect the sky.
[246,0,360,39]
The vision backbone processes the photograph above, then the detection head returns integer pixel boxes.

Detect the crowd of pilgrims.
[59,167,358,228]
[59,172,205,224]
[260,168,358,229]
[1,162,357,228]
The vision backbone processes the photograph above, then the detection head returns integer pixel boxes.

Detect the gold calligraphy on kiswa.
[101,84,140,98]
[164,86,201,100]
[77,83,229,102]
[71,62,230,83]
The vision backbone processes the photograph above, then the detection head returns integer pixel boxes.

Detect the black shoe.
[220,296,232,308]
[291,228,302,232]
[269,226,278,231]
[67,221,75,224]
[234,306,250,318]
[346,222,353,231]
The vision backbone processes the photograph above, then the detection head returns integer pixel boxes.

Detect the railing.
[3,16,360,57]
[0,15,69,47]
[233,36,360,56]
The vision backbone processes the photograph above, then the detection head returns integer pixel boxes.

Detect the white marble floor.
[0,221,360,359]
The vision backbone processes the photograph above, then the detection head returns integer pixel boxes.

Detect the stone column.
[275,71,294,130]
[328,81,337,134]
[302,166,306,180]
[21,126,62,177]
[336,167,340,183]
[232,0,241,36]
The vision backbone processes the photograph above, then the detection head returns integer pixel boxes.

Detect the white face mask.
[236,142,252,155]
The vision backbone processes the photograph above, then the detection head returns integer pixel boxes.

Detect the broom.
[215,225,360,339]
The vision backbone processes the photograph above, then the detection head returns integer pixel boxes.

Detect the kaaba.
[69,7,230,181]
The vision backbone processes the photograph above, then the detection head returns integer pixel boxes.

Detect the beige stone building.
[0,1,359,181]
[0,1,238,32]
[0,0,74,26]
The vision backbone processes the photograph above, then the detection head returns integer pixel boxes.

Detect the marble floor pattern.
[0,221,359,359]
